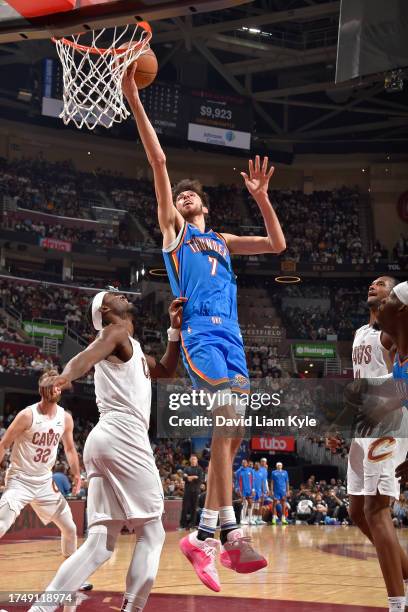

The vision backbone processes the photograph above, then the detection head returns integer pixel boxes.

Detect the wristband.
[167,327,180,342]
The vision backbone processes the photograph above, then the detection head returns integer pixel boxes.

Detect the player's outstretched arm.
[221,155,286,256]
[61,412,81,495]
[122,65,184,245]
[40,326,129,401]
[0,408,32,463]
[145,298,186,379]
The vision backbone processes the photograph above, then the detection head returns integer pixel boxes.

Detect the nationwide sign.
[251,436,296,452]
[294,343,336,359]
[23,321,65,340]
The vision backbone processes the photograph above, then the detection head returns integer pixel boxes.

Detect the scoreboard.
[41,58,252,149]
[187,89,252,149]
[139,82,185,139]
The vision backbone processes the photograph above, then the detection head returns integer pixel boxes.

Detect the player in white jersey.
[0,369,81,557]
[27,290,185,612]
[329,276,408,612]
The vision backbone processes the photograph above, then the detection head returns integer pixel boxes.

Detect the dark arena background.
[0,0,408,610]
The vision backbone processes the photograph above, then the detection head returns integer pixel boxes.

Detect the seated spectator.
[52,464,72,496]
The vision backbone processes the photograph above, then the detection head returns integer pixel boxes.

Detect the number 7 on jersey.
[208,256,218,276]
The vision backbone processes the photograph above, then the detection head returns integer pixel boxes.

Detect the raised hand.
[241,155,275,200]
[168,297,187,330]
[39,374,71,402]
[122,62,139,102]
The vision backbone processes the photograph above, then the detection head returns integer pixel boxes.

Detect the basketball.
[133,48,158,90]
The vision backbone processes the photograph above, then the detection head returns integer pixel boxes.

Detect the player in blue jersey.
[270,462,289,525]
[259,457,270,496]
[123,67,285,591]
[252,462,267,525]
[235,459,255,525]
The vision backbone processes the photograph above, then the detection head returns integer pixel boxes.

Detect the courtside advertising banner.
[23,321,65,340]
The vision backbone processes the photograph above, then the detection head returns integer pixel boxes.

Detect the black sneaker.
[79,583,93,591]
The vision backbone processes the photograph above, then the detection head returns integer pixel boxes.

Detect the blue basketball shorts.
[253,488,264,502]
[273,488,287,500]
[180,316,249,393]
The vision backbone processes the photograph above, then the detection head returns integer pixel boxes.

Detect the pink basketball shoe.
[220,528,267,574]
[179,531,221,592]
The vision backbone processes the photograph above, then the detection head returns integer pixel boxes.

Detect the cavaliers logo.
[367,437,396,462]
[233,374,249,389]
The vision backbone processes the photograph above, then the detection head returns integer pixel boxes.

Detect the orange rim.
[51,21,151,55]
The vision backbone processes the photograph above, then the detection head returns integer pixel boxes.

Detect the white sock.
[248,505,253,522]
[242,499,248,521]
[219,506,237,531]
[388,596,405,611]
[404,579,408,605]
[198,508,218,537]
[121,592,142,612]
[28,522,122,612]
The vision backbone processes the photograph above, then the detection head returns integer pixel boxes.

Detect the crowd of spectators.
[2,215,135,251]
[0,278,94,344]
[0,156,246,249]
[2,156,393,267]
[246,345,288,380]
[0,347,59,375]
[278,281,368,341]
[0,316,25,343]
[0,157,96,219]
[393,234,408,268]
[244,186,380,265]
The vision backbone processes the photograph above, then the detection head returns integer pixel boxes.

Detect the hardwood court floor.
[1,525,401,611]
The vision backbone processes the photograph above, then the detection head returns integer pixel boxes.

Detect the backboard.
[0,0,253,43]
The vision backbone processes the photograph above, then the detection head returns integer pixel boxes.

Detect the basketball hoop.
[52,21,152,130]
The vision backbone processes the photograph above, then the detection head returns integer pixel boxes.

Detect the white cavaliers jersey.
[8,403,66,483]
[94,336,151,427]
[352,324,389,379]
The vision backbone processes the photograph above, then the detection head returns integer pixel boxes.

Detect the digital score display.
[41,56,253,149]
[190,89,250,130]
[138,81,187,139]
[188,89,252,149]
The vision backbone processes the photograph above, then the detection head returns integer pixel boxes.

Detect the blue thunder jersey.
[259,466,269,489]
[253,470,266,495]
[271,469,289,495]
[235,466,254,496]
[393,355,408,408]
[163,222,238,322]
[163,221,249,391]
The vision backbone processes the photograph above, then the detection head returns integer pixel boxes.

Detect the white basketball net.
[53,23,151,130]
